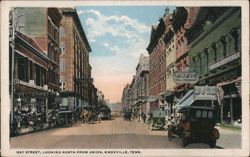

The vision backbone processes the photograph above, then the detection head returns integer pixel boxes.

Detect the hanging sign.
[173,71,199,84]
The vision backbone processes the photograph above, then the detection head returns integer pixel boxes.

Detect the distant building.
[135,54,149,114]
[121,84,131,110]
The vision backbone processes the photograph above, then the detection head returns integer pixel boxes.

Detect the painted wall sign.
[173,71,199,84]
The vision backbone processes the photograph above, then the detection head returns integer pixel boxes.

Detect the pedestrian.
[142,113,146,123]
[80,110,85,124]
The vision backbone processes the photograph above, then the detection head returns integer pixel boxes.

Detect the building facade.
[185,7,241,124]
[164,15,176,118]
[59,8,92,111]
[146,8,172,112]
[10,8,62,124]
[135,54,149,114]
[121,84,131,110]
[11,31,51,122]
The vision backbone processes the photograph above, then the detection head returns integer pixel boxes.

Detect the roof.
[146,18,166,53]
[61,8,92,52]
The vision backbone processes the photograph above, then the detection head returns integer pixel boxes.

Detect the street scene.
[8,6,242,150]
[10,117,240,149]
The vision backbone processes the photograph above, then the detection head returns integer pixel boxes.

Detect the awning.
[174,90,195,112]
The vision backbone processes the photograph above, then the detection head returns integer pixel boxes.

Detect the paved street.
[10,117,241,149]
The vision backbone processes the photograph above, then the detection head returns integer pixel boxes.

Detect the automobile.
[57,111,73,127]
[168,86,220,148]
[123,110,132,121]
[99,107,111,120]
[168,106,219,148]
[147,109,166,130]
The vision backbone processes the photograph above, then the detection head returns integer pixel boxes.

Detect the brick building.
[146,8,172,111]
[10,8,62,122]
[59,8,92,111]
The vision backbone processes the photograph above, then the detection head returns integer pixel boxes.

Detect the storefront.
[216,77,241,125]
[14,81,48,122]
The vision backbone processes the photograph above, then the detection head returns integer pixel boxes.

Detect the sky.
[76,6,175,103]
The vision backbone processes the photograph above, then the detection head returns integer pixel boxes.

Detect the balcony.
[14,79,48,91]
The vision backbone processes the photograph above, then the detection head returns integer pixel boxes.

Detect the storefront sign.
[173,71,199,84]
[15,92,48,98]
[194,86,217,100]
[210,52,240,70]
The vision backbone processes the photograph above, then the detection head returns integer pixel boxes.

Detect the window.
[208,111,213,119]
[60,59,65,72]
[202,111,207,118]
[60,41,66,55]
[196,110,201,118]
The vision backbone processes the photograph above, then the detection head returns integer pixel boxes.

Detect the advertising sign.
[173,71,199,84]
[194,86,217,100]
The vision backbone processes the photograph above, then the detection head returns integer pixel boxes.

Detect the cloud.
[78,9,150,44]
[77,9,151,102]
[103,43,109,47]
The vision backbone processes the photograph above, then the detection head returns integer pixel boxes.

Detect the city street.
[10,117,241,149]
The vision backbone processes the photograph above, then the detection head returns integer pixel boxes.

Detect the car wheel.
[209,138,216,148]
[182,134,188,147]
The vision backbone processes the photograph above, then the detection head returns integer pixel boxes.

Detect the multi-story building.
[11,31,51,123]
[185,7,241,124]
[164,15,176,118]
[172,7,200,101]
[59,8,92,111]
[135,54,149,114]
[146,8,171,112]
[121,84,131,110]
[129,76,137,110]
[10,8,62,122]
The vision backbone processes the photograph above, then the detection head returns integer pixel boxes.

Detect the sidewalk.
[216,126,241,149]
[20,123,50,135]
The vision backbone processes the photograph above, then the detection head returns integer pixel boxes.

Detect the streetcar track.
[108,122,113,149]
[125,120,142,149]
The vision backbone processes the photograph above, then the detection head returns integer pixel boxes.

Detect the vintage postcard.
[1,0,249,157]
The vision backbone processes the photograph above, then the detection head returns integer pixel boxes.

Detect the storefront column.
[45,98,48,122]
[230,96,234,125]
[220,103,224,124]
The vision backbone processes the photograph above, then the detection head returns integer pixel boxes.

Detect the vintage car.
[99,107,111,120]
[57,111,73,127]
[147,109,166,130]
[168,86,220,148]
[123,110,132,121]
